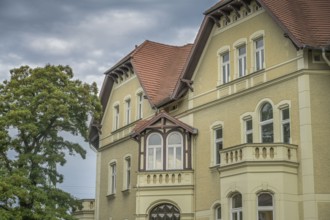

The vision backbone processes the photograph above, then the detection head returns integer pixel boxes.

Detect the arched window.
[167,132,183,170]
[260,102,273,143]
[215,204,221,220]
[231,193,243,220]
[147,133,163,170]
[257,193,274,220]
[150,203,180,220]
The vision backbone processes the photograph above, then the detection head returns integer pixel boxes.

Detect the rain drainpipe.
[322,48,330,67]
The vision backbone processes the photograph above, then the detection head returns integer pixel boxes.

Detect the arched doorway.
[149,203,180,220]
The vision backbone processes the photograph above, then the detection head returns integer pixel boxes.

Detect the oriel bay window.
[131,111,198,171]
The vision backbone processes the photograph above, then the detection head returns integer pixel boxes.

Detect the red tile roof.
[131,110,198,139]
[259,0,330,49]
[131,41,193,107]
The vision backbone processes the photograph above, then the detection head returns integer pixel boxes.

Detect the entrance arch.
[149,203,180,220]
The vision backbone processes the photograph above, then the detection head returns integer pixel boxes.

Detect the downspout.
[322,48,330,66]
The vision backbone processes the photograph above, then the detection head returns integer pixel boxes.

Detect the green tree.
[0,65,102,220]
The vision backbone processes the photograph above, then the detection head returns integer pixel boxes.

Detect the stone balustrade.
[137,170,194,188]
[220,143,298,167]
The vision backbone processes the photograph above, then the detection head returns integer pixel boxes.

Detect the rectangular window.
[245,119,253,143]
[255,37,264,71]
[222,52,230,84]
[282,108,290,143]
[215,128,223,165]
[125,157,131,189]
[125,99,131,125]
[110,163,116,194]
[137,93,143,119]
[238,45,246,77]
[114,105,120,130]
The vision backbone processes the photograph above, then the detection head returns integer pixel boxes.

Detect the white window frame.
[237,45,247,77]
[214,127,223,165]
[245,118,253,143]
[231,193,243,220]
[255,37,264,71]
[257,192,274,220]
[260,102,274,143]
[136,92,143,119]
[125,98,131,125]
[113,104,120,130]
[281,108,290,143]
[215,204,222,220]
[166,132,183,170]
[146,133,163,170]
[109,162,117,194]
[221,51,230,84]
[124,157,131,190]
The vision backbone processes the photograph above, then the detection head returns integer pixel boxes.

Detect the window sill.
[106,193,116,200]
[209,164,220,172]
[121,189,130,194]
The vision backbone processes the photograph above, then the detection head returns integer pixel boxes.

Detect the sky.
[0,0,219,199]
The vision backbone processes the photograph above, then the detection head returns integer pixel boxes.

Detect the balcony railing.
[220,143,298,167]
[137,170,194,188]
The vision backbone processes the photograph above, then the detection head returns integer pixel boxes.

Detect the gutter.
[322,48,330,67]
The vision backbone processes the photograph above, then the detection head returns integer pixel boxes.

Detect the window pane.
[282,108,289,120]
[223,52,229,62]
[149,133,162,145]
[256,38,264,48]
[239,46,246,55]
[232,194,242,208]
[216,206,221,219]
[261,103,273,121]
[148,148,154,169]
[283,123,290,143]
[232,213,238,220]
[258,211,273,220]
[168,133,182,145]
[246,120,252,130]
[168,148,174,169]
[156,148,162,169]
[246,133,253,143]
[216,129,223,139]
[216,142,223,164]
[258,193,273,206]
[262,123,274,143]
[176,147,182,162]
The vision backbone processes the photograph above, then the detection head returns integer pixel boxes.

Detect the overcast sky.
[0,0,218,199]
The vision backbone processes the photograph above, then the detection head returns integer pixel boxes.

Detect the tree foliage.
[0,65,102,220]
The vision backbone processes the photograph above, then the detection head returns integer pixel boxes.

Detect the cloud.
[28,37,75,55]
[0,0,219,198]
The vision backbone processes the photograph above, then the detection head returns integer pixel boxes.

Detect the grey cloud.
[0,0,218,198]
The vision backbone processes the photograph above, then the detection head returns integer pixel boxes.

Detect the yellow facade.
[93,1,330,220]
